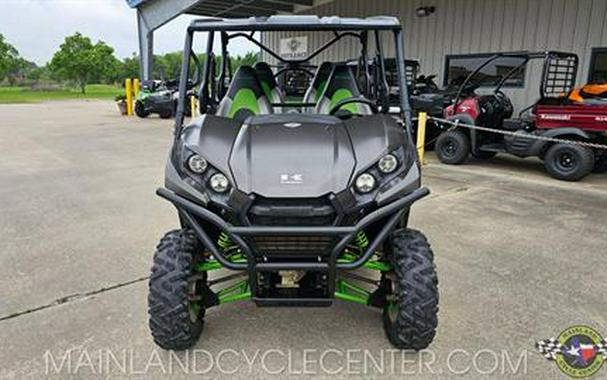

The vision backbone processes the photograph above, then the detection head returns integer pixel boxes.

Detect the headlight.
[209,173,230,193]
[187,154,207,173]
[378,154,398,174]
[355,173,376,193]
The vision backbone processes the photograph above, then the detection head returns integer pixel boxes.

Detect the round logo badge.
[283,122,302,128]
[555,326,605,378]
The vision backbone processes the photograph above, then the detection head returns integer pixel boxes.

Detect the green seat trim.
[315,80,328,102]
[329,88,357,114]
[260,81,274,102]
[228,88,261,118]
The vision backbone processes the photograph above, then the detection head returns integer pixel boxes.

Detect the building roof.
[187,15,401,31]
[127,0,317,18]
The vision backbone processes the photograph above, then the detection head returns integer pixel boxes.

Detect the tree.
[7,57,37,86]
[118,54,140,82]
[49,32,120,93]
[230,51,258,73]
[0,34,20,82]
[155,51,183,79]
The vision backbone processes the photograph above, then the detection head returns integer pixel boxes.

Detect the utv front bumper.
[157,186,429,305]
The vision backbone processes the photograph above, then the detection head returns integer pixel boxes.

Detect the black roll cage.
[173,20,414,144]
[452,51,579,110]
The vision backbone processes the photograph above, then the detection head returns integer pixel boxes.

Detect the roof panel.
[187,15,401,31]
[127,0,315,13]
[126,0,148,8]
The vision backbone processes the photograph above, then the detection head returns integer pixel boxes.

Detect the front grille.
[250,236,335,257]
[247,197,336,226]
[246,197,337,256]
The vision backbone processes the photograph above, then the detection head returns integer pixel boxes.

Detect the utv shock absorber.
[354,230,369,249]
[217,232,233,251]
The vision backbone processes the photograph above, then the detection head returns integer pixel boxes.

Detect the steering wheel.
[328,96,378,116]
[494,89,507,99]
[273,66,315,79]
[493,89,513,118]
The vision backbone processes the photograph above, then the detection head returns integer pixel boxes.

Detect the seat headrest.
[254,62,277,90]
[310,62,334,90]
[323,65,362,99]
[226,65,265,99]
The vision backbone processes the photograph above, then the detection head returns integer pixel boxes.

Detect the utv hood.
[229,114,356,198]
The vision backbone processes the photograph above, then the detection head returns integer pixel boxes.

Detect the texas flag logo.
[563,337,598,366]
[536,325,607,378]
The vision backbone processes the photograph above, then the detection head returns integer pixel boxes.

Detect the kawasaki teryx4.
[149,16,438,350]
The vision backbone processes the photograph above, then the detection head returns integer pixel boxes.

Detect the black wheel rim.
[187,272,206,323]
[440,138,458,158]
[385,277,399,322]
[555,150,578,172]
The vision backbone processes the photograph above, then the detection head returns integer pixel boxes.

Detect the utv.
[346,57,445,145]
[435,51,607,181]
[134,79,177,118]
[135,58,200,119]
[149,16,438,351]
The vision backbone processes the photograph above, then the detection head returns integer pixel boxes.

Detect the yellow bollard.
[416,112,427,164]
[125,78,133,116]
[190,95,197,118]
[133,78,140,101]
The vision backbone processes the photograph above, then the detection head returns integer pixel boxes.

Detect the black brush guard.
[157,186,429,304]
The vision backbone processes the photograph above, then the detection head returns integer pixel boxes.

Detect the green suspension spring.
[354,230,369,249]
[217,232,233,250]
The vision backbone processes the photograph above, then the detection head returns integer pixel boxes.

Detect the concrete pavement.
[0,100,606,379]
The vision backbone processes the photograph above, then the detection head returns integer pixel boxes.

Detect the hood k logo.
[280,174,303,184]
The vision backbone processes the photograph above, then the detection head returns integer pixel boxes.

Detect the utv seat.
[254,62,285,104]
[303,62,333,111]
[216,65,272,120]
[315,65,372,115]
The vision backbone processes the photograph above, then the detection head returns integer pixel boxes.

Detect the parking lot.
[0,100,606,379]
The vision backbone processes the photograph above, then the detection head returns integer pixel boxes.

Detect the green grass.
[0,84,124,104]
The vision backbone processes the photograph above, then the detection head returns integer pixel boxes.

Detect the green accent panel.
[334,291,368,305]
[218,280,251,304]
[195,253,246,272]
[329,88,357,114]
[228,88,260,118]
[220,291,251,304]
[260,82,273,102]
[138,90,152,101]
[335,279,370,305]
[337,251,393,272]
[315,80,327,102]
[363,260,393,272]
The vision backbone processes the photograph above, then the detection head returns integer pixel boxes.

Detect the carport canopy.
[127,0,322,79]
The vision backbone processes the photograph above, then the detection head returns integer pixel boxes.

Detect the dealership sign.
[280,36,308,59]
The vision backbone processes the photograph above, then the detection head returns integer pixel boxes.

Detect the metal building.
[128,0,607,110]
[263,0,607,110]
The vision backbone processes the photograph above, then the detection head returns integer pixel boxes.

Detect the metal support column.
[137,9,154,80]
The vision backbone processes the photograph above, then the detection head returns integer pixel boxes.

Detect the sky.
[0,0,258,65]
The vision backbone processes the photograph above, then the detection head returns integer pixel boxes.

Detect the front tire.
[383,229,439,350]
[593,153,607,174]
[544,143,594,181]
[148,229,205,350]
[435,130,470,164]
[159,110,173,119]
[134,100,149,118]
